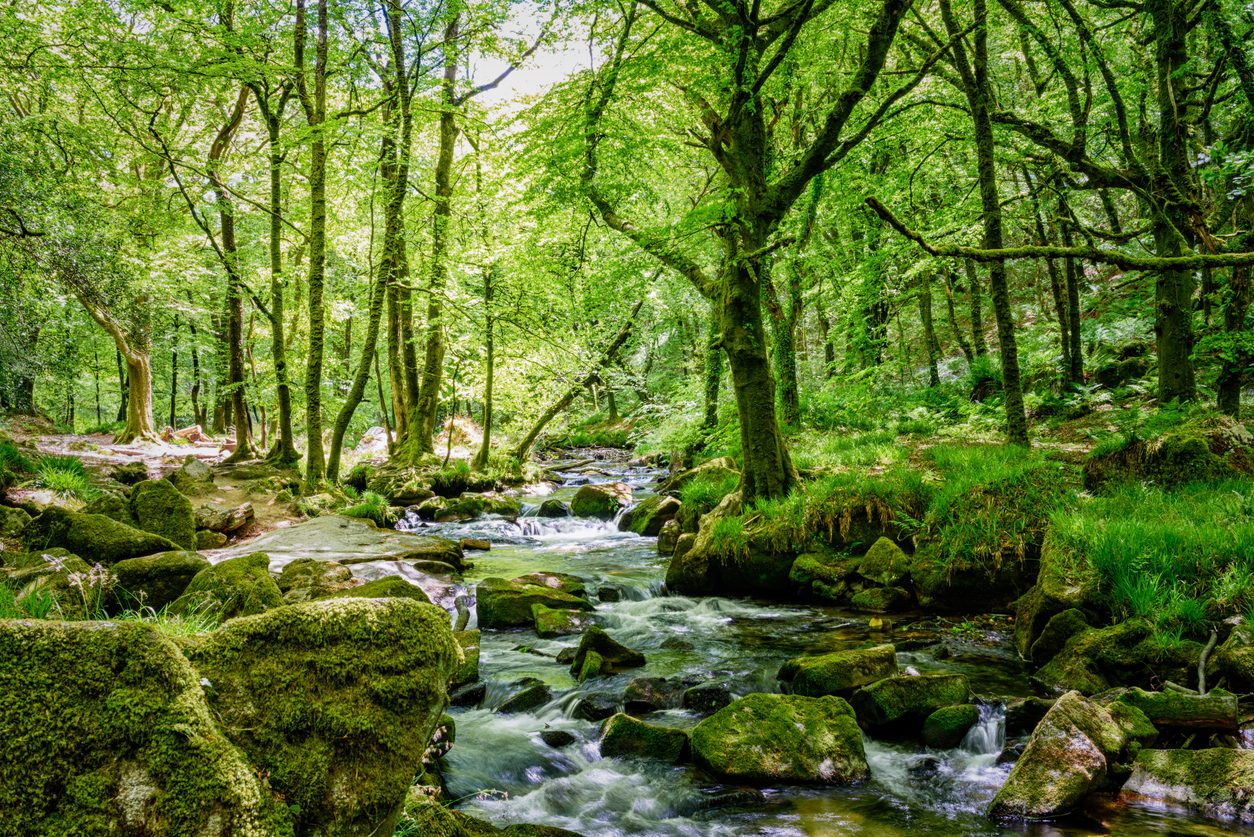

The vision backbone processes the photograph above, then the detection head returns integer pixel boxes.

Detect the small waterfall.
[961,703,1005,756]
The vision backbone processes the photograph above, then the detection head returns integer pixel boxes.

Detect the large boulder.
[658,456,739,493]
[475,577,593,629]
[620,495,682,536]
[1121,748,1254,821]
[0,505,31,537]
[183,597,460,837]
[1035,620,1153,695]
[599,713,689,762]
[276,558,361,604]
[851,674,970,732]
[1083,417,1254,491]
[988,690,1138,819]
[451,629,481,689]
[0,618,291,836]
[1103,687,1237,732]
[789,552,862,602]
[129,479,197,550]
[25,507,181,566]
[858,537,911,586]
[171,552,283,620]
[533,603,596,638]
[110,550,210,611]
[194,502,255,533]
[922,704,981,749]
[778,644,898,697]
[570,482,632,520]
[691,694,869,785]
[1013,537,1104,661]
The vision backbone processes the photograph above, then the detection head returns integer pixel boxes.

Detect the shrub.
[343,491,397,527]
[35,454,97,500]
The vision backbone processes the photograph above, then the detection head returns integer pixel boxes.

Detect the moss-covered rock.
[325,574,431,604]
[0,618,292,836]
[1212,624,1254,692]
[26,507,181,566]
[1028,608,1090,666]
[570,482,632,520]
[851,674,970,732]
[1035,620,1153,695]
[788,551,861,602]
[82,491,135,525]
[849,586,912,612]
[1013,537,1103,660]
[533,603,596,638]
[988,690,1130,819]
[858,537,911,586]
[1107,687,1237,732]
[599,713,689,762]
[621,495,682,537]
[276,558,360,604]
[778,644,898,697]
[108,460,149,485]
[1121,748,1254,821]
[1005,697,1055,735]
[129,479,197,550]
[658,519,680,555]
[451,629,480,688]
[1084,417,1254,492]
[196,529,227,550]
[514,571,587,598]
[922,704,980,749]
[476,577,593,629]
[194,502,254,533]
[691,694,869,785]
[171,552,283,620]
[569,626,646,677]
[110,550,209,611]
[184,597,460,837]
[0,504,31,537]
[497,680,552,714]
[578,650,607,682]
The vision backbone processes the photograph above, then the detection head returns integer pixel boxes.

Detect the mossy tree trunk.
[1218,263,1252,416]
[702,302,721,430]
[963,258,989,357]
[942,267,975,365]
[79,296,158,444]
[918,268,941,387]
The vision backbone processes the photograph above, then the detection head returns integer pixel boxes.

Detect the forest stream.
[366,456,1254,837]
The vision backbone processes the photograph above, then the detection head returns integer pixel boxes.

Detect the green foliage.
[0,579,60,619]
[706,514,750,561]
[679,472,740,513]
[342,491,397,527]
[116,599,222,637]
[0,442,34,473]
[34,454,97,501]
[790,429,903,472]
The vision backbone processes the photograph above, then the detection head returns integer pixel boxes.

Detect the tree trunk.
[918,269,941,386]
[169,315,178,429]
[941,267,975,365]
[1059,212,1085,385]
[1218,264,1252,416]
[473,264,496,470]
[702,302,721,430]
[116,349,128,423]
[964,259,989,357]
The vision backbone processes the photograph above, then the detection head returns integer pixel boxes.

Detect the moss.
[599,713,689,762]
[110,550,209,612]
[789,552,860,602]
[690,693,869,785]
[25,507,181,566]
[621,495,681,536]
[129,480,197,550]
[1123,748,1254,819]
[475,577,593,629]
[0,619,293,836]
[1028,608,1090,666]
[922,704,980,749]
[851,674,970,731]
[533,603,595,638]
[578,650,607,682]
[570,483,631,520]
[171,552,282,620]
[849,586,912,612]
[82,491,135,526]
[451,630,480,688]
[184,597,460,837]
[1105,701,1159,751]
[1035,620,1153,695]
[858,537,911,586]
[1112,687,1236,732]
[326,575,431,604]
[569,626,646,676]
[779,644,898,696]
[1083,417,1254,491]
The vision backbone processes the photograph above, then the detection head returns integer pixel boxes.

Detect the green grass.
[1052,478,1254,637]
[0,441,34,473]
[679,472,739,513]
[343,491,397,527]
[790,429,904,472]
[116,599,222,636]
[34,454,98,501]
[0,580,61,619]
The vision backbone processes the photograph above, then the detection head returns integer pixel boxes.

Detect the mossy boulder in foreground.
[691,693,869,785]
[171,552,283,620]
[778,644,898,697]
[0,619,291,836]
[620,494,682,536]
[129,479,197,550]
[25,506,181,565]
[922,704,981,749]
[183,597,461,837]
[1121,748,1254,821]
[988,690,1141,819]
[599,713,689,762]
[533,603,596,637]
[570,482,632,520]
[110,550,209,611]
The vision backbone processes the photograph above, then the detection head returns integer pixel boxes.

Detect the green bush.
[35,454,97,500]
[679,473,740,513]
[343,491,397,527]
[0,441,34,473]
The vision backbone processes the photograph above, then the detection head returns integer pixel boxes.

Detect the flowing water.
[393,458,1254,837]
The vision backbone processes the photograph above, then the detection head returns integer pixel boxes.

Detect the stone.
[193,502,254,533]
[325,575,431,605]
[858,537,911,586]
[623,677,683,714]
[81,491,135,525]
[128,480,197,550]
[196,530,227,550]
[599,713,689,762]
[1108,687,1237,732]
[461,538,491,551]
[537,499,569,518]
[171,552,283,620]
[110,551,209,611]
[108,460,149,485]
[533,603,596,638]
[691,694,869,785]
[276,558,359,603]
[788,552,861,603]
[569,626,646,677]
[25,507,181,566]
[661,637,694,651]
[570,482,632,520]
[1029,608,1090,666]
[659,457,739,493]
[849,586,912,612]
[988,691,1132,820]
[682,682,734,714]
[184,597,459,837]
[578,650,607,682]
[0,618,291,836]
[596,585,623,602]
[450,682,487,708]
[1121,748,1254,821]
[1035,620,1153,695]
[207,514,465,571]
[620,495,682,536]
[497,680,552,715]
[451,630,480,688]
[574,693,620,721]
[540,730,578,748]
[922,704,980,749]
[657,519,679,555]
[476,577,593,629]
[851,674,970,731]
[1005,697,1055,736]
[0,505,31,537]
[514,571,587,598]
[1013,539,1103,660]
[778,644,898,697]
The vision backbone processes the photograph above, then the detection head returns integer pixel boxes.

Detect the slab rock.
[129,479,197,550]
[0,618,291,836]
[691,693,869,785]
[778,644,898,697]
[194,502,255,533]
[476,576,593,629]
[276,558,361,604]
[1121,748,1254,821]
[851,673,970,731]
[599,713,689,762]
[183,597,460,837]
[171,552,283,620]
[25,507,180,566]
[988,690,1137,820]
